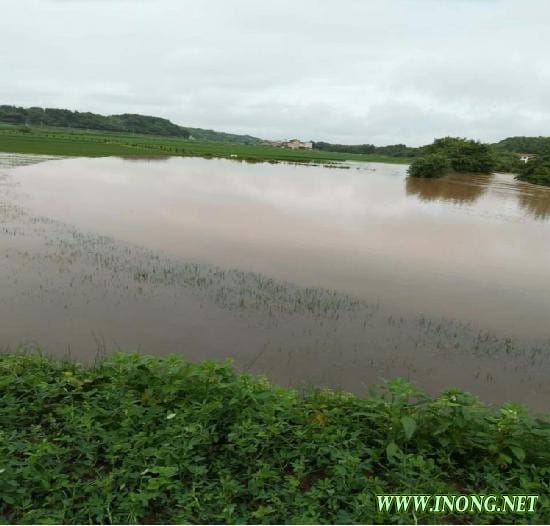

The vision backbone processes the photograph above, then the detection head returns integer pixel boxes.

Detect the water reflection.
[3,155,550,409]
[116,156,171,163]
[406,174,491,204]
[11,156,550,340]
[406,172,550,221]
[517,186,550,220]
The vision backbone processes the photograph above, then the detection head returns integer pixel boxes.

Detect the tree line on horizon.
[313,141,417,158]
[0,105,262,144]
[0,105,191,138]
[315,136,550,159]
[1,104,549,185]
[2,104,550,157]
[316,135,550,186]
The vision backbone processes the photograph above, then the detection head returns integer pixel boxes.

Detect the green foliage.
[491,150,524,173]
[495,136,550,157]
[422,137,496,173]
[0,105,191,138]
[314,141,418,158]
[374,143,419,158]
[314,141,377,154]
[516,155,550,187]
[409,137,497,179]
[498,137,550,184]
[1,353,548,524]
[185,127,262,145]
[0,105,265,144]
[408,153,451,178]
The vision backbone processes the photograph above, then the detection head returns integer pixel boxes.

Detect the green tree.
[423,137,495,173]
[516,155,550,187]
[408,153,450,178]
[491,150,523,173]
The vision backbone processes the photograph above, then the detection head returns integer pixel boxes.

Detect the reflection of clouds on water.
[406,174,491,205]
[9,155,550,347]
[2,175,550,411]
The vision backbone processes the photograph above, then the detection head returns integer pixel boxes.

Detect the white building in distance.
[519,153,535,163]
[264,139,313,149]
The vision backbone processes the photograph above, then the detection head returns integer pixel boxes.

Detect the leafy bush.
[1,353,548,524]
[408,153,451,178]
[422,137,496,174]
[516,155,550,187]
[492,151,523,173]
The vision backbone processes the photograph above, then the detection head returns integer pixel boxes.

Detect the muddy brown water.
[1,154,549,411]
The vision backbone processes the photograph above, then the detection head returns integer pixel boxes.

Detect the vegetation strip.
[1,352,548,524]
[0,123,410,165]
[2,104,550,185]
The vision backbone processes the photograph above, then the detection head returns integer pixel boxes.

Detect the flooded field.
[1,154,549,410]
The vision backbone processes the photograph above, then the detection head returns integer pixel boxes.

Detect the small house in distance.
[264,139,313,149]
[519,153,535,163]
[285,139,313,150]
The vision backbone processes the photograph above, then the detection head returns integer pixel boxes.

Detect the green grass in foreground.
[1,353,548,524]
[0,124,411,164]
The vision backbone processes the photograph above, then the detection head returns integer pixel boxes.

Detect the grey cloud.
[1,0,549,144]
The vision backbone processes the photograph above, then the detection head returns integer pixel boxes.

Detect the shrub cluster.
[516,155,550,187]
[1,353,549,524]
[407,153,450,178]
[408,137,496,179]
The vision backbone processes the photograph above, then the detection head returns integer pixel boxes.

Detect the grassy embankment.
[1,352,548,524]
[0,124,411,164]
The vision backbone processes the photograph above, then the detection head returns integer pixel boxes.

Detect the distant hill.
[0,105,263,144]
[185,126,262,144]
[494,136,550,156]
[2,106,548,153]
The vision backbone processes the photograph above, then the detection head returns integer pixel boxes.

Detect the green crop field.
[0,124,412,164]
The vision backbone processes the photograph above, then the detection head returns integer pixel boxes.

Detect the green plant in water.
[408,153,451,178]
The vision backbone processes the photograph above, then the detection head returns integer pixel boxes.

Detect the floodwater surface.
[14,156,550,337]
[1,154,549,410]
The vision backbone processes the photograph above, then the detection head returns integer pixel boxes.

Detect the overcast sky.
[1,0,549,145]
